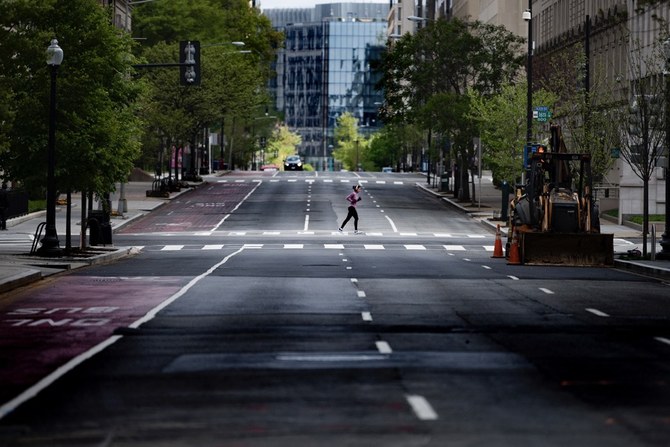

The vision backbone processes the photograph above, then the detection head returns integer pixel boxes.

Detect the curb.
[0,267,42,294]
[613,259,670,280]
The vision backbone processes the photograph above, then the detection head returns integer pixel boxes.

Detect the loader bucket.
[520,232,614,266]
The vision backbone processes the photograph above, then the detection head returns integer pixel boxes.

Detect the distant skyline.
[259,0,387,11]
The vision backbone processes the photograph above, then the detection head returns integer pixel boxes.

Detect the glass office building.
[265,3,388,170]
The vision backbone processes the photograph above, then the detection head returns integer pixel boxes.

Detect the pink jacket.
[346,191,359,207]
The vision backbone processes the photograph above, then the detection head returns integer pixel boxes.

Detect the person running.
[339,185,362,234]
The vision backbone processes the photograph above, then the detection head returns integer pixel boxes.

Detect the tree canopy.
[0,0,143,195]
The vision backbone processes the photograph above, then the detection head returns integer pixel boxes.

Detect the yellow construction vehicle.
[509,126,614,265]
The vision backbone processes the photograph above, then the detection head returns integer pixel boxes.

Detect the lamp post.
[523,5,532,148]
[39,39,63,257]
[658,38,670,259]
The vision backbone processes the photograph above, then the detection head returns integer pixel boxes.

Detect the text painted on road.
[4,307,120,327]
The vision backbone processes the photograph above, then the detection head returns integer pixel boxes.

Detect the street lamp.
[39,39,63,257]
[657,38,670,259]
[524,5,532,149]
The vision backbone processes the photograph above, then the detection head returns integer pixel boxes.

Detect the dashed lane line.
[406,395,438,421]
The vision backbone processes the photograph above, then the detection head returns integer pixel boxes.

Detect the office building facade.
[265,3,388,170]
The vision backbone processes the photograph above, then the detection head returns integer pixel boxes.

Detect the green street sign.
[534,106,551,122]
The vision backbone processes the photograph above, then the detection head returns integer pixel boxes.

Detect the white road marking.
[161,245,183,251]
[362,312,373,321]
[400,232,417,237]
[482,265,492,270]
[325,244,345,249]
[277,354,386,362]
[539,288,554,295]
[357,290,367,298]
[586,308,610,317]
[434,233,453,237]
[364,245,385,250]
[444,245,465,251]
[202,244,224,250]
[284,244,303,249]
[376,341,393,354]
[243,244,263,249]
[0,248,251,421]
[405,245,426,250]
[350,278,358,283]
[483,246,494,252]
[406,395,438,420]
[508,275,519,280]
[263,231,280,235]
[467,234,486,238]
[304,214,310,231]
[212,181,262,232]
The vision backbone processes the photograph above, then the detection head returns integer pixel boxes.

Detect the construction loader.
[508,126,614,265]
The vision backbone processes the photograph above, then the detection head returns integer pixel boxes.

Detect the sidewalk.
[416,172,670,280]
[0,178,198,294]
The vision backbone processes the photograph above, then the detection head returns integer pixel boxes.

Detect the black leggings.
[341,206,358,230]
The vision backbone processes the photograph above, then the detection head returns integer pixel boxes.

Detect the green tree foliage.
[332,113,368,171]
[0,0,143,196]
[536,45,618,182]
[266,126,301,168]
[469,82,556,185]
[377,18,525,200]
[132,0,282,171]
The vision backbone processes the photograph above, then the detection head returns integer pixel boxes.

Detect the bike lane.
[117,181,259,234]
[0,275,189,407]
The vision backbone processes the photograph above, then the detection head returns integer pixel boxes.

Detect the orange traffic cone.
[507,229,521,265]
[491,224,504,258]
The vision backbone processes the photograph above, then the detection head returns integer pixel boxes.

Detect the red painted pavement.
[0,276,187,404]
[118,182,257,234]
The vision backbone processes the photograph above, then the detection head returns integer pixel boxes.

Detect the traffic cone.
[491,224,504,258]
[507,229,521,265]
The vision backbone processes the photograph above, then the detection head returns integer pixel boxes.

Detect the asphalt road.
[1,170,669,446]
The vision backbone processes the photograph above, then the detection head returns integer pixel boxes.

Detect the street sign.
[534,106,551,122]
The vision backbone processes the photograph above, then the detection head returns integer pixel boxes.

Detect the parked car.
[382,167,393,173]
[284,155,303,171]
[260,164,278,172]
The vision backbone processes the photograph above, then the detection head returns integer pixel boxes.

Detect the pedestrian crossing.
[135,243,496,253]
[209,230,490,238]
[217,178,408,185]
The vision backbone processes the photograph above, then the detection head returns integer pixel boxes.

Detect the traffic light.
[523,144,546,170]
[179,40,200,86]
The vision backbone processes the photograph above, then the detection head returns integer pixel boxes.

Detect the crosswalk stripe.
[161,245,183,251]
[152,243,501,252]
[443,245,466,251]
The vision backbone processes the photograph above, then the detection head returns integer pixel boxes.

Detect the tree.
[266,125,301,168]
[0,0,143,197]
[132,0,281,173]
[377,18,525,200]
[613,37,668,257]
[332,113,368,171]
[469,82,556,186]
[536,44,618,182]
